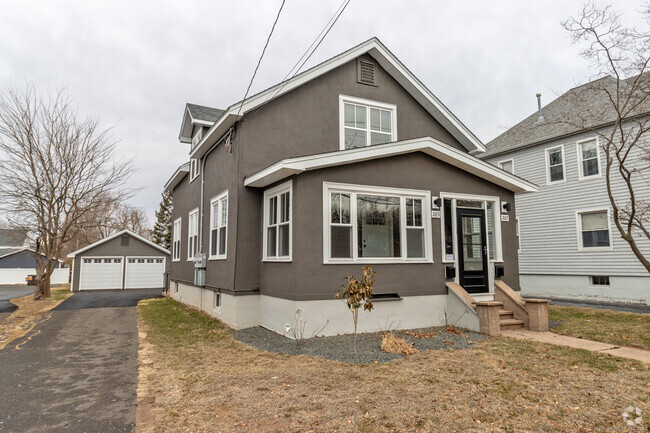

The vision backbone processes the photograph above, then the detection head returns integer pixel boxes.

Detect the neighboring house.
[164,38,537,336]
[482,77,650,305]
[0,229,68,285]
[67,230,169,291]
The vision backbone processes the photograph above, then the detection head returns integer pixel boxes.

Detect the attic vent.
[357,59,377,86]
[121,235,130,247]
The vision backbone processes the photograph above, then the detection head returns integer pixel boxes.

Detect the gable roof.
[190,37,486,159]
[0,229,26,248]
[244,137,537,193]
[179,103,225,144]
[67,230,170,258]
[484,73,650,158]
[164,162,190,192]
[0,247,64,262]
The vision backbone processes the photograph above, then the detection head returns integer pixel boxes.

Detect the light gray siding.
[486,124,650,278]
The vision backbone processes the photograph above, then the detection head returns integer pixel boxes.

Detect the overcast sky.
[0,0,645,221]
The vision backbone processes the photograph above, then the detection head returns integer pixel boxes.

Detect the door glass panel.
[461,216,483,271]
[457,200,484,209]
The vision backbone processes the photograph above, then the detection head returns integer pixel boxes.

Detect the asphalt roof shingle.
[0,229,25,248]
[186,104,225,123]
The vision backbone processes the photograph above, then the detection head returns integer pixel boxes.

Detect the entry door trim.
[456,208,489,293]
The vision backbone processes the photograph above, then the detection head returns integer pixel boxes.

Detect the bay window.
[263,181,292,261]
[339,95,396,150]
[324,183,431,263]
[209,191,228,259]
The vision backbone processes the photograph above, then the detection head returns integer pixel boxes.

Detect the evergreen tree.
[152,190,173,250]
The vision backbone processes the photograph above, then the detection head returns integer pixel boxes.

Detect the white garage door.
[125,257,165,289]
[79,258,123,290]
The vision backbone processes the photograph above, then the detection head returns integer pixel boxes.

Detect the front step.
[499,318,524,331]
[499,309,514,320]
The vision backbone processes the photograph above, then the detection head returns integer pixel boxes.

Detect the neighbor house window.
[578,210,611,249]
[499,159,514,174]
[591,276,610,286]
[209,191,228,259]
[578,138,600,179]
[188,208,199,260]
[324,183,431,263]
[516,217,521,252]
[190,158,200,181]
[339,95,396,150]
[546,146,565,183]
[172,218,181,262]
[263,181,292,261]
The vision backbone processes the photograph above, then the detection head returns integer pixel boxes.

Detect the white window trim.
[439,192,504,264]
[190,159,200,182]
[338,95,397,151]
[589,275,610,287]
[322,182,433,264]
[208,190,228,260]
[575,207,614,251]
[498,158,514,174]
[187,208,199,261]
[516,217,521,253]
[172,218,182,262]
[262,180,293,262]
[545,145,566,185]
[576,137,602,181]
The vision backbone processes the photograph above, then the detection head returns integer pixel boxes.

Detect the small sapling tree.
[336,266,375,352]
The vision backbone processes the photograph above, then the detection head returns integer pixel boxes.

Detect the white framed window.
[439,193,503,263]
[545,145,565,184]
[190,159,200,182]
[172,218,182,262]
[576,208,612,251]
[577,138,601,179]
[498,159,514,174]
[214,292,221,308]
[263,181,292,262]
[187,208,199,260]
[339,95,397,150]
[323,182,432,264]
[209,191,228,260]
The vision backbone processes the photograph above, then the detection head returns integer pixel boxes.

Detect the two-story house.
[483,77,650,305]
[164,38,536,336]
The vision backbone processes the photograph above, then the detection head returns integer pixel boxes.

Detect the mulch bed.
[234,326,487,364]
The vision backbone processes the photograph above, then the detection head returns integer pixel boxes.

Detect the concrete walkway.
[501,329,650,364]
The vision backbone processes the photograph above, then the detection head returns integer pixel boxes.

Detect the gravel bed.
[235,326,487,364]
[548,319,562,329]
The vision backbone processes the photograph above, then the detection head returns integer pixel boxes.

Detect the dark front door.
[456,208,488,293]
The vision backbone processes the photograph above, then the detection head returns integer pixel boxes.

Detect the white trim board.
[190,37,486,159]
[244,137,538,193]
[164,162,190,192]
[67,230,170,258]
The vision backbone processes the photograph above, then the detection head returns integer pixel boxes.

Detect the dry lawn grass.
[381,332,418,356]
[138,298,650,433]
[0,285,72,350]
[549,305,650,350]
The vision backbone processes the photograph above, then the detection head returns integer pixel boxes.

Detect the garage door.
[124,257,165,289]
[79,258,123,290]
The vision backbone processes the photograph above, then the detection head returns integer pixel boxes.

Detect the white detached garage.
[68,230,169,291]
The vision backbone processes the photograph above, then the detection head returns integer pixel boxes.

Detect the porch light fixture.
[433,197,442,208]
[502,202,511,212]
[445,266,456,279]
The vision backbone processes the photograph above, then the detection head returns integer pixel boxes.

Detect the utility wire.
[235,0,286,119]
[246,0,351,119]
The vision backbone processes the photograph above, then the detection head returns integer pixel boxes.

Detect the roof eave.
[67,229,170,258]
[164,163,190,192]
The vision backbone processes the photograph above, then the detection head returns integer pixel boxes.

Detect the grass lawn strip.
[138,297,650,433]
[549,305,650,350]
[0,285,72,350]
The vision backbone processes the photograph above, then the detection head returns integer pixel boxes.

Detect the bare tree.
[0,85,134,299]
[563,2,650,272]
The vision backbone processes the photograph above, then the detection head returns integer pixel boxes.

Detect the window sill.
[208,256,227,261]
[324,258,433,265]
[172,259,181,263]
[546,179,566,186]
[578,174,602,181]
[578,246,613,252]
[263,258,292,263]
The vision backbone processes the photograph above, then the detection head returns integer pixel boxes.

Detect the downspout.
[198,128,234,257]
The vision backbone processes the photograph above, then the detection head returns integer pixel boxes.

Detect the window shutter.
[357,59,377,86]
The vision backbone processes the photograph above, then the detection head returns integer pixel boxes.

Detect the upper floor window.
[209,191,228,259]
[263,181,292,261]
[578,138,600,179]
[577,209,611,250]
[190,159,200,182]
[188,208,199,260]
[499,159,514,174]
[339,95,396,150]
[172,218,182,262]
[546,146,565,184]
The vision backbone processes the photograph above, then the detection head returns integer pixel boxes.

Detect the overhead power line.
[235,0,286,118]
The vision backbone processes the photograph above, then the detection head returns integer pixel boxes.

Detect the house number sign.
[431,210,441,219]
[500,214,509,222]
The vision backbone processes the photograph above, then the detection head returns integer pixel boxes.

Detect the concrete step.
[499,309,514,320]
[499,319,524,330]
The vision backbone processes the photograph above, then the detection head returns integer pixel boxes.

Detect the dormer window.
[339,95,396,150]
[190,158,200,181]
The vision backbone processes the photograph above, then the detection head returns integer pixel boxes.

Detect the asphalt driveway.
[0,285,34,314]
[0,289,162,433]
